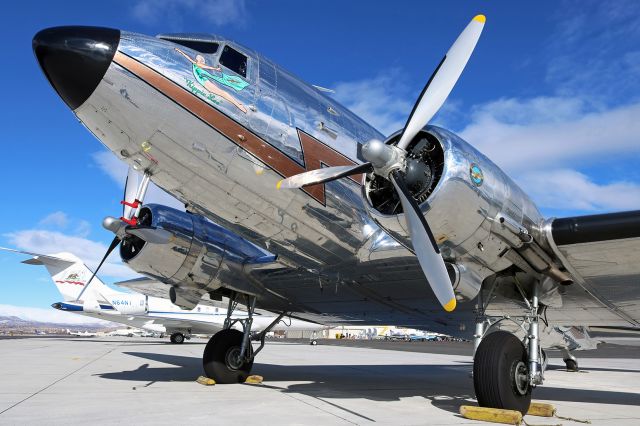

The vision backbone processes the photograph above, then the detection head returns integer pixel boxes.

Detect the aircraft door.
[250,58,296,162]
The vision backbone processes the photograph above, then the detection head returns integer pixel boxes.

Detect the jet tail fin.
[0,247,118,302]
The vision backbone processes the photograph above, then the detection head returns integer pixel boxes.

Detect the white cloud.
[39,211,69,229]
[544,1,640,102]
[0,304,114,325]
[459,97,640,172]
[457,96,640,213]
[74,220,92,238]
[4,230,136,279]
[518,169,640,212]
[332,69,413,136]
[38,211,92,238]
[92,151,185,212]
[132,0,247,29]
[92,150,128,184]
[331,69,464,136]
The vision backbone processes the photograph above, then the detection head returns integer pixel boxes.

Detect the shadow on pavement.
[96,351,640,411]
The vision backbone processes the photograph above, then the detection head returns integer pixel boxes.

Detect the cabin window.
[219,45,248,78]
[167,39,219,54]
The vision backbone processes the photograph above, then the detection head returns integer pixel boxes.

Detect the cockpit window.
[219,45,247,78]
[165,38,219,54]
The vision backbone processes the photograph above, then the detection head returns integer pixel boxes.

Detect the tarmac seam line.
[0,342,123,416]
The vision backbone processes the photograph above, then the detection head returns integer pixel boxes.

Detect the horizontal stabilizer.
[0,247,75,268]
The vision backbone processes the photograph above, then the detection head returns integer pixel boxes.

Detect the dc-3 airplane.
[1,248,323,344]
[31,15,640,413]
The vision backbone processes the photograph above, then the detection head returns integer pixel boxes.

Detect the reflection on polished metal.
[31,18,640,331]
[32,26,120,109]
[31,21,639,330]
[33,15,640,412]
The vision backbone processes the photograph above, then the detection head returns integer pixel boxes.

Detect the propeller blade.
[125,227,173,244]
[390,171,456,312]
[122,167,140,219]
[75,236,121,302]
[397,15,485,150]
[277,162,372,189]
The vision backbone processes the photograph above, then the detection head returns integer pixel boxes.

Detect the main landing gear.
[203,292,285,383]
[170,332,187,344]
[472,279,546,415]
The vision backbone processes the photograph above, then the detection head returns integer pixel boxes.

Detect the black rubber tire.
[170,333,185,344]
[203,329,253,383]
[564,358,579,372]
[310,339,318,346]
[473,331,532,415]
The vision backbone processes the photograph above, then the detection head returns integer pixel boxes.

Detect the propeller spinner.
[276,15,486,311]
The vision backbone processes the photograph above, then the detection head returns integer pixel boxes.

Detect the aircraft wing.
[548,210,640,327]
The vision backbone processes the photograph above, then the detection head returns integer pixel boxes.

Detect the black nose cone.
[33,26,120,110]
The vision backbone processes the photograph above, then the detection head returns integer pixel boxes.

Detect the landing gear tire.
[310,339,318,346]
[564,358,579,372]
[203,329,253,383]
[473,331,532,415]
[170,333,185,344]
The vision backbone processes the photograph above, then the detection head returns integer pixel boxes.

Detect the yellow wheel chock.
[461,403,591,425]
[245,375,264,384]
[196,376,216,386]
[460,406,523,424]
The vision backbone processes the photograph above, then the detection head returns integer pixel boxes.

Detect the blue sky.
[0,0,639,319]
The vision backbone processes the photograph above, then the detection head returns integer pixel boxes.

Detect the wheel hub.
[512,360,529,396]
[225,346,243,370]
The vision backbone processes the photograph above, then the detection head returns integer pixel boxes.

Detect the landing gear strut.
[202,292,285,383]
[472,278,546,415]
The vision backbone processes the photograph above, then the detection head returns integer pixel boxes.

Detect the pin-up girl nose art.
[175,48,249,113]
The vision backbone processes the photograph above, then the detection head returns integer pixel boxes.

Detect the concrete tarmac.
[0,337,638,425]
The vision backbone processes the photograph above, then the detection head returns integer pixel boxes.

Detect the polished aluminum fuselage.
[72,31,638,333]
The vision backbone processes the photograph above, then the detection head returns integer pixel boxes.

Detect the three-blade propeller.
[276,15,486,311]
[75,168,145,302]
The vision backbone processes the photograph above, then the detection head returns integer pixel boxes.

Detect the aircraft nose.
[33,26,120,110]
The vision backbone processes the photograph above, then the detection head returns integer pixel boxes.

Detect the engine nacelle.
[82,299,103,314]
[170,286,201,310]
[120,204,275,308]
[363,126,546,299]
[108,294,148,315]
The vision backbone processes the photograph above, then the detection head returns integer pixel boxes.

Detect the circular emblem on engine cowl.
[470,163,484,186]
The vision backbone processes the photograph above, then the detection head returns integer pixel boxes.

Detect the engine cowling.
[108,294,148,315]
[363,126,546,300]
[82,299,103,314]
[119,204,275,308]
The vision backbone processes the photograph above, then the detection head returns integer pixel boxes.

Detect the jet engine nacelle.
[82,299,103,314]
[109,294,148,315]
[363,126,545,299]
[119,204,275,308]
